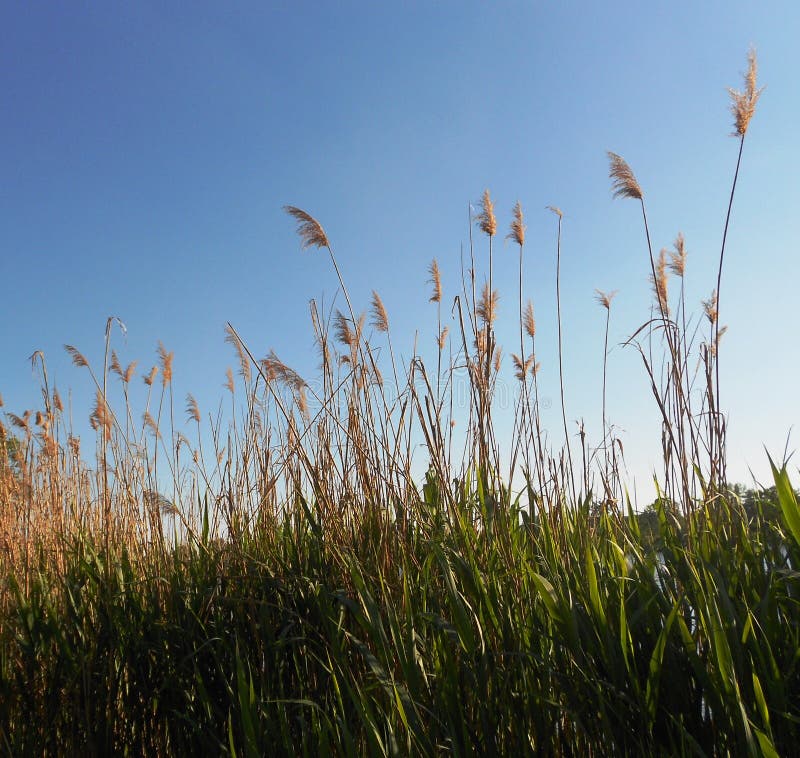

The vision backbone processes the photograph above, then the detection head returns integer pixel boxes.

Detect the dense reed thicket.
[2,49,798,756]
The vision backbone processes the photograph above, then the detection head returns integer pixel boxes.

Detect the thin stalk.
[553,212,575,503]
[713,134,746,487]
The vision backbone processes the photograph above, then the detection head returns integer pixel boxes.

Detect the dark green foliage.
[1,469,799,756]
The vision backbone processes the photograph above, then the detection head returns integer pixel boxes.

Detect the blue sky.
[2,2,798,500]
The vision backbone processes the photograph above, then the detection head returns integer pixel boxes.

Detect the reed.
[1,50,790,757]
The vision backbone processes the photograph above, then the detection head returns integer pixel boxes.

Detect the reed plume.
[493,347,503,374]
[157,342,174,387]
[668,232,687,277]
[507,201,525,246]
[476,190,497,237]
[334,310,355,349]
[651,249,670,315]
[284,206,330,249]
[428,259,442,303]
[729,47,763,137]
[64,345,88,369]
[594,289,618,310]
[523,300,535,339]
[185,394,201,424]
[261,351,307,393]
[225,324,252,382]
[110,350,122,380]
[607,152,643,200]
[703,291,719,325]
[91,391,112,442]
[512,353,536,382]
[143,366,159,387]
[476,283,498,325]
[370,291,389,333]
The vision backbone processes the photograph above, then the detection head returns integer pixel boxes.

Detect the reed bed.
[1,50,799,756]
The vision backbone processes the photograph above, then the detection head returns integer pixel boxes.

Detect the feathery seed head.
[476,189,497,237]
[225,325,252,383]
[261,351,307,394]
[334,310,355,349]
[110,350,122,379]
[668,232,687,277]
[729,48,763,137]
[284,206,330,249]
[143,366,159,387]
[9,413,30,432]
[428,259,442,303]
[607,152,643,200]
[476,283,499,325]
[157,342,173,386]
[186,393,201,424]
[64,345,88,368]
[507,201,526,246]
[123,361,137,384]
[594,289,618,310]
[91,391,113,442]
[437,326,449,350]
[702,290,718,325]
[512,354,537,382]
[651,249,670,315]
[523,300,536,339]
[370,291,389,332]
[546,205,563,219]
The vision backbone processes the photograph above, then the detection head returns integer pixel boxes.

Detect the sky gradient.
[2,2,798,502]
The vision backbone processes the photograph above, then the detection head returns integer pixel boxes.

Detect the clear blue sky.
[2,2,798,500]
